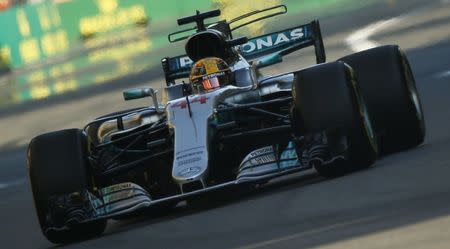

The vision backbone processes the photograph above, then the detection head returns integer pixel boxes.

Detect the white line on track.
[434,70,450,79]
[346,17,402,52]
[346,0,449,53]
[0,178,26,190]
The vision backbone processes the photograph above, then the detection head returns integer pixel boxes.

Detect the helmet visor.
[202,76,221,90]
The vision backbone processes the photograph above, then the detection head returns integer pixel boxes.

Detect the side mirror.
[123,87,163,113]
[254,53,283,69]
[123,88,153,100]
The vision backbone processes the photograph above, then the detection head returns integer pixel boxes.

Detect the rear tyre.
[28,129,106,244]
[292,61,378,177]
[339,45,425,153]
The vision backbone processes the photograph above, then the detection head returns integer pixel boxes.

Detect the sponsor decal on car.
[240,146,276,170]
[173,146,207,179]
[99,182,133,196]
[179,56,193,68]
[178,166,202,177]
[241,27,306,54]
[175,146,205,167]
[249,146,273,157]
[178,157,201,167]
[237,142,302,179]
[90,182,152,215]
[167,24,311,73]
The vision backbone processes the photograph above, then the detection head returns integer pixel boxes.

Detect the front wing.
[44,137,343,233]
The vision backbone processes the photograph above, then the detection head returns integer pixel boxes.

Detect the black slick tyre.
[292,61,378,177]
[339,45,425,153]
[28,129,106,244]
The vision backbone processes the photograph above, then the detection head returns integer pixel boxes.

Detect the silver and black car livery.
[27,5,425,244]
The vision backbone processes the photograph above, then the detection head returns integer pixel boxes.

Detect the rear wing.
[161,20,325,85]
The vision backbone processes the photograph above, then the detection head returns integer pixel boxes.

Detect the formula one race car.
[28,5,425,244]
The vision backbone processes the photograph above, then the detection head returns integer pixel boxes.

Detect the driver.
[189,57,231,93]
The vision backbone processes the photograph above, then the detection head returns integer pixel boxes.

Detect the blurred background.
[0,0,380,108]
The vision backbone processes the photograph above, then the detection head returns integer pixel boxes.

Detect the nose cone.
[173,163,207,183]
[167,95,214,185]
[172,145,209,184]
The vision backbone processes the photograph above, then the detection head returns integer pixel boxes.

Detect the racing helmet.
[189,57,231,93]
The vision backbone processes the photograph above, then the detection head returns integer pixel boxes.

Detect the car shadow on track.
[99,171,327,237]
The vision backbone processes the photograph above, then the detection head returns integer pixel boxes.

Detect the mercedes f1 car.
[27,5,425,243]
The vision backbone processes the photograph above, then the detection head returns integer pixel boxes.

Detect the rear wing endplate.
[161,20,325,85]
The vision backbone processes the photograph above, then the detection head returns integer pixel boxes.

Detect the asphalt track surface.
[1,0,450,248]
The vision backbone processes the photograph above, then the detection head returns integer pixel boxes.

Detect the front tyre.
[28,129,106,244]
[292,61,378,177]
